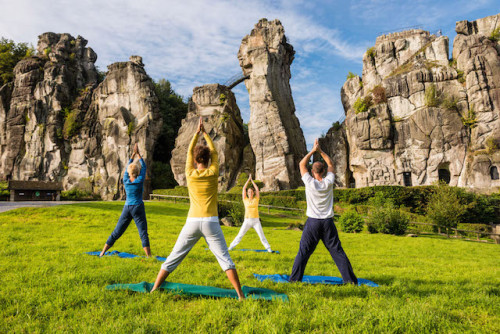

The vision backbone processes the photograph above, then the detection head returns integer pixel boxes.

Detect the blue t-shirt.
[124,158,146,205]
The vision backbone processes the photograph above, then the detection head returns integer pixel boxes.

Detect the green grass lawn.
[1,201,499,333]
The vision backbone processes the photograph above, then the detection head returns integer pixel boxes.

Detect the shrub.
[485,136,499,154]
[441,96,458,110]
[228,201,244,226]
[346,72,358,80]
[332,121,341,132]
[489,27,500,42]
[425,84,441,107]
[127,121,135,136]
[151,161,177,189]
[219,93,227,106]
[338,209,364,233]
[153,186,188,196]
[456,69,465,84]
[63,110,81,139]
[368,206,409,235]
[353,96,373,114]
[461,106,477,128]
[43,47,51,57]
[259,196,297,207]
[371,85,387,104]
[218,201,232,219]
[366,47,376,60]
[61,188,100,201]
[426,183,469,232]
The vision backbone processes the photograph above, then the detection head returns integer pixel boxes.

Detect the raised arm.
[299,139,319,176]
[203,132,218,174]
[250,176,260,198]
[185,132,199,175]
[316,139,334,173]
[242,175,251,200]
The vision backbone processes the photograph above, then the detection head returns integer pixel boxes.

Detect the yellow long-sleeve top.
[243,197,259,219]
[186,132,219,218]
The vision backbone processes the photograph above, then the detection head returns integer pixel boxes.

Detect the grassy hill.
[0,201,498,332]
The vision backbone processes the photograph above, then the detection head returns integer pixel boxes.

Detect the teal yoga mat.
[106,281,288,301]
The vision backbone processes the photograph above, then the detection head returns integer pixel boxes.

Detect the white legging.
[229,218,271,250]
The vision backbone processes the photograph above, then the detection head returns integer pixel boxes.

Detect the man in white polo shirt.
[289,139,358,284]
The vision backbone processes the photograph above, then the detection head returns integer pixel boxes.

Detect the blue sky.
[0,0,498,145]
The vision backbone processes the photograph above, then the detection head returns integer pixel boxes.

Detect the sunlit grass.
[0,201,499,333]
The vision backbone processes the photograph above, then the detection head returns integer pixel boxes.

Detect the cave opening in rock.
[491,166,499,180]
[403,172,412,186]
[349,175,356,188]
[438,168,451,184]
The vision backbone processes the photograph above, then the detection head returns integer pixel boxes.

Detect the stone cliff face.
[238,18,307,190]
[170,84,248,190]
[323,13,500,191]
[0,33,162,199]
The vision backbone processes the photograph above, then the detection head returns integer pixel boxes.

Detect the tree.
[0,38,34,85]
[151,79,188,189]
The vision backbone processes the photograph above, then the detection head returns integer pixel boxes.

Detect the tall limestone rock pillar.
[67,56,162,200]
[238,18,307,190]
[170,84,247,191]
[453,13,500,189]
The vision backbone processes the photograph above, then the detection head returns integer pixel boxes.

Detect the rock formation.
[170,84,248,190]
[238,18,307,190]
[0,33,162,199]
[322,13,500,191]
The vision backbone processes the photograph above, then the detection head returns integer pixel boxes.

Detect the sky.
[0,0,498,145]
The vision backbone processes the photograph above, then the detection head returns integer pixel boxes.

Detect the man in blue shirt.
[100,143,151,257]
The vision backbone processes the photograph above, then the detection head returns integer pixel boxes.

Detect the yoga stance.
[290,139,357,284]
[100,143,151,257]
[228,174,272,252]
[151,117,244,299]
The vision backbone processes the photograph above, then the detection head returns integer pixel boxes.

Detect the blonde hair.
[128,163,140,178]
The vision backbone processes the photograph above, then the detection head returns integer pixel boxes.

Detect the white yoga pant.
[161,217,235,272]
[229,218,271,250]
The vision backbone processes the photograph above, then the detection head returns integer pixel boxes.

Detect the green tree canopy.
[0,37,34,85]
[151,79,188,189]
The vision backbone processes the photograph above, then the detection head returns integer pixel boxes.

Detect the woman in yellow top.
[228,174,272,252]
[151,117,244,299]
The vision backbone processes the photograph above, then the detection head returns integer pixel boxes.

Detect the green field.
[1,201,499,333]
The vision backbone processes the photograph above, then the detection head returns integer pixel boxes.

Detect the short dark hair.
[312,161,325,175]
[194,145,210,165]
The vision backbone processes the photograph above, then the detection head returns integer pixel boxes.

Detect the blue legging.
[106,203,150,248]
[290,217,357,284]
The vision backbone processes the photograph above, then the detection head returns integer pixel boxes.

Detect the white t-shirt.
[302,172,335,219]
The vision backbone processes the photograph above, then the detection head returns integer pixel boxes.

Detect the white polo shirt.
[302,172,335,219]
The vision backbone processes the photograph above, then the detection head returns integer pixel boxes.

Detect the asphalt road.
[0,201,87,213]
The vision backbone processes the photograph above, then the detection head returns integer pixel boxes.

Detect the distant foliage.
[332,121,341,131]
[441,96,458,110]
[489,27,500,42]
[424,84,441,107]
[368,205,409,235]
[353,96,373,114]
[366,47,376,60]
[228,201,245,226]
[61,189,100,201]
[219,93,227,106]
[426,183,469,231]
[371,85,387,104]
[151,79,188,189]
[63,110,81,139]
[346,72,358,80]
[0,37,34,85]
[461,106,477,128]
[339,209,365,233]
[151,161,178,189]
[127,121,135,136]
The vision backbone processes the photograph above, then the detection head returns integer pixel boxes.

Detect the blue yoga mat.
[254,274,379,287]
[232,248,280,254]
[107,281,288,301]
[86,250,166,262]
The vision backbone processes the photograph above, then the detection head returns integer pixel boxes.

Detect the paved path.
[0,201,88,213]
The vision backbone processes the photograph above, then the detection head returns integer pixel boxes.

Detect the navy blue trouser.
[106,203,150,248]
[290,217,357,284]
